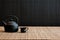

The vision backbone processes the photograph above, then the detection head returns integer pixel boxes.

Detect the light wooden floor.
[0,26,60,40]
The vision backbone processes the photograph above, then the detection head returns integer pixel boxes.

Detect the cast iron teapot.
[2,15,19,32]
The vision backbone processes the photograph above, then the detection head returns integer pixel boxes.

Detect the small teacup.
[20,26,28,33]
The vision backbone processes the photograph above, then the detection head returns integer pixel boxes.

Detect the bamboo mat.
[0,26,60,40]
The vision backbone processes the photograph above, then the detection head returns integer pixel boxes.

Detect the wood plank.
[0,26,60,40]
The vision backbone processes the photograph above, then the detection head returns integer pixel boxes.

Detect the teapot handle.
[6,15,19,23]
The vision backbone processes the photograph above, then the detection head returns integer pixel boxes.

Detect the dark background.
[0,0,60,26]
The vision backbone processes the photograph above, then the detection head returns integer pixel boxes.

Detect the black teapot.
[2,15,19,32]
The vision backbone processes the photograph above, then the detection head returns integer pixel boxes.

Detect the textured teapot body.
[4,21,18,32]
[2,15,19,32]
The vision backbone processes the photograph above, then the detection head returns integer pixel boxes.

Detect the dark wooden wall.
[0,0,60,26]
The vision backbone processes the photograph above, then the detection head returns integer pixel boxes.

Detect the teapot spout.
[2,21,7,25]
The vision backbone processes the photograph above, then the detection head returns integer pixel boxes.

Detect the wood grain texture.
[0,26,60,40]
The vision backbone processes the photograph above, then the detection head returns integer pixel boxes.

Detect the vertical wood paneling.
[0,0,60,26]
